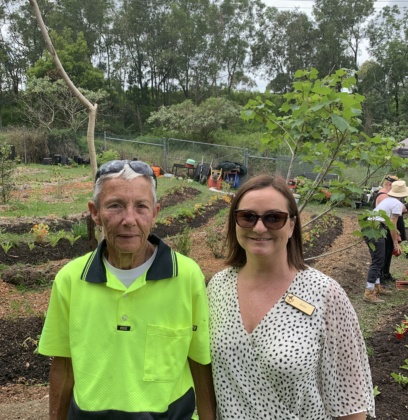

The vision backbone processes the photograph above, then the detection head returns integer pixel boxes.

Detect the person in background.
[373,175,405,284]
[363,180,408,303]
[207,174,374,419]
[374,175,399,207]
[38,160,216,420]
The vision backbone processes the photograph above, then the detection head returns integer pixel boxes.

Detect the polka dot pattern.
[207,267,375,419]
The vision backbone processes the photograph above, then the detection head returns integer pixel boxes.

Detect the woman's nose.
[252,217,268,232]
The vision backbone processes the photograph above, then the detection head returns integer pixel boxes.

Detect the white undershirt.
[103,247,158,288]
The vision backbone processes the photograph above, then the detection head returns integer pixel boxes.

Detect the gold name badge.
[284,293,316,316]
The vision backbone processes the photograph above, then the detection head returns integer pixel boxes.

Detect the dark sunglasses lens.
[129,161,154,176]
[235,211,257,227]
[96,160,125,180]
[263,212,288,229]
[100,160,125,175]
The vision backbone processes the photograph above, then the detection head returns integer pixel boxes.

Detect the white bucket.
[293,193,300,204]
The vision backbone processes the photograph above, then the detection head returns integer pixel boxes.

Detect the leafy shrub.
[205,226,226,259]
[174,227,192,256]
[98,149,120,165]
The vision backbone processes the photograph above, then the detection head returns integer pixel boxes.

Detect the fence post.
[244,148,249,172]
[162,137,167,172]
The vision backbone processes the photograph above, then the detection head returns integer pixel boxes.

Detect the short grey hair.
[93,164,157,208]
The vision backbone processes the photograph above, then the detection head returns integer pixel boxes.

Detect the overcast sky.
[262,0,407,15]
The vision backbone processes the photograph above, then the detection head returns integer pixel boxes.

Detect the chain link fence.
[103,132,317,182]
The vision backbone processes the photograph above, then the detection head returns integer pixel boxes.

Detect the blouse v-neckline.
[235,271,298,335]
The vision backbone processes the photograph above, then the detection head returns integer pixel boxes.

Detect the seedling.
[390,372,408,387]
[400,359,408,370]
[373,385,381,397]
[395,324,407,335]
[1,241,14,254]
[64,232,81,246]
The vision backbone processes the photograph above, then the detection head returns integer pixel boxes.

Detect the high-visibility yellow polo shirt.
[38,235,211,418]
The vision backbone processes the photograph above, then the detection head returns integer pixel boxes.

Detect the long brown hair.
[225,174,307,270]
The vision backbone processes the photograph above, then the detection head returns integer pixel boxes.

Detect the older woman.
[207,174,374,420]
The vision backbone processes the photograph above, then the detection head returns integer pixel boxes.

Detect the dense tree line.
[0,0,408,139]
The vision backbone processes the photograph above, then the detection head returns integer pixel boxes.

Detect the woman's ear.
[88,201,102,226]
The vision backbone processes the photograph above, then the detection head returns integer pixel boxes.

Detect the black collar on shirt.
[80,234,178,283]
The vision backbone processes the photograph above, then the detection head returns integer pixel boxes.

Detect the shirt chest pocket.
[143,325,192,382]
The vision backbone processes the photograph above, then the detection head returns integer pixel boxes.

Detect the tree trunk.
[29,0,98,180]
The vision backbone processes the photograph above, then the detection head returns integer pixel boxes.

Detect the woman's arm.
[188,359,216,420]
[338,413,367,420]
[49,356,74,420]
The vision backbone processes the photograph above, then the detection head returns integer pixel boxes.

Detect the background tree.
[147,97,240,142]
[252,7,317,93]
[365,6,408,125]
[48,0,114,59]
[28,29,105,91]
[19,77,108,132]
[210,0,262,93]
[313,0,375,75]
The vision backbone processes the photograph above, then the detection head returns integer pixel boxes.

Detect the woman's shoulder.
[207,267,237,291]
[209,266,237,282]
[298,267,334,284]
[297,267,346,297]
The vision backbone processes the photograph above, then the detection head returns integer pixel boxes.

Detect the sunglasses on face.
[234,210,291,230]
[95,160,157,187]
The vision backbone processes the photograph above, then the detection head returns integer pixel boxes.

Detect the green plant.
[373,385,381,397]
[366,345,374,358]
[48,230,65,247]
[400,359,408,370]
[64,232,81,246]
[179,208,195,219]
[71,220,88,238]
[27,242,35,251]
[1,241,14,254]
[98,149,119,165]
[390,372,408,387]
[401,243,408,256]
[174,227,192,256]
[395,324,407,334]
[205,226,226,259]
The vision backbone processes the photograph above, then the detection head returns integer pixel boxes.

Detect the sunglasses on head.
[95,160,157,187]
[234,210,291,230]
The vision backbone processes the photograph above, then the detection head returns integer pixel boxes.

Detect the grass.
[352,289,408,340]
[0,164,232,248]
[2,164,229,219]
[1,164,93,218]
